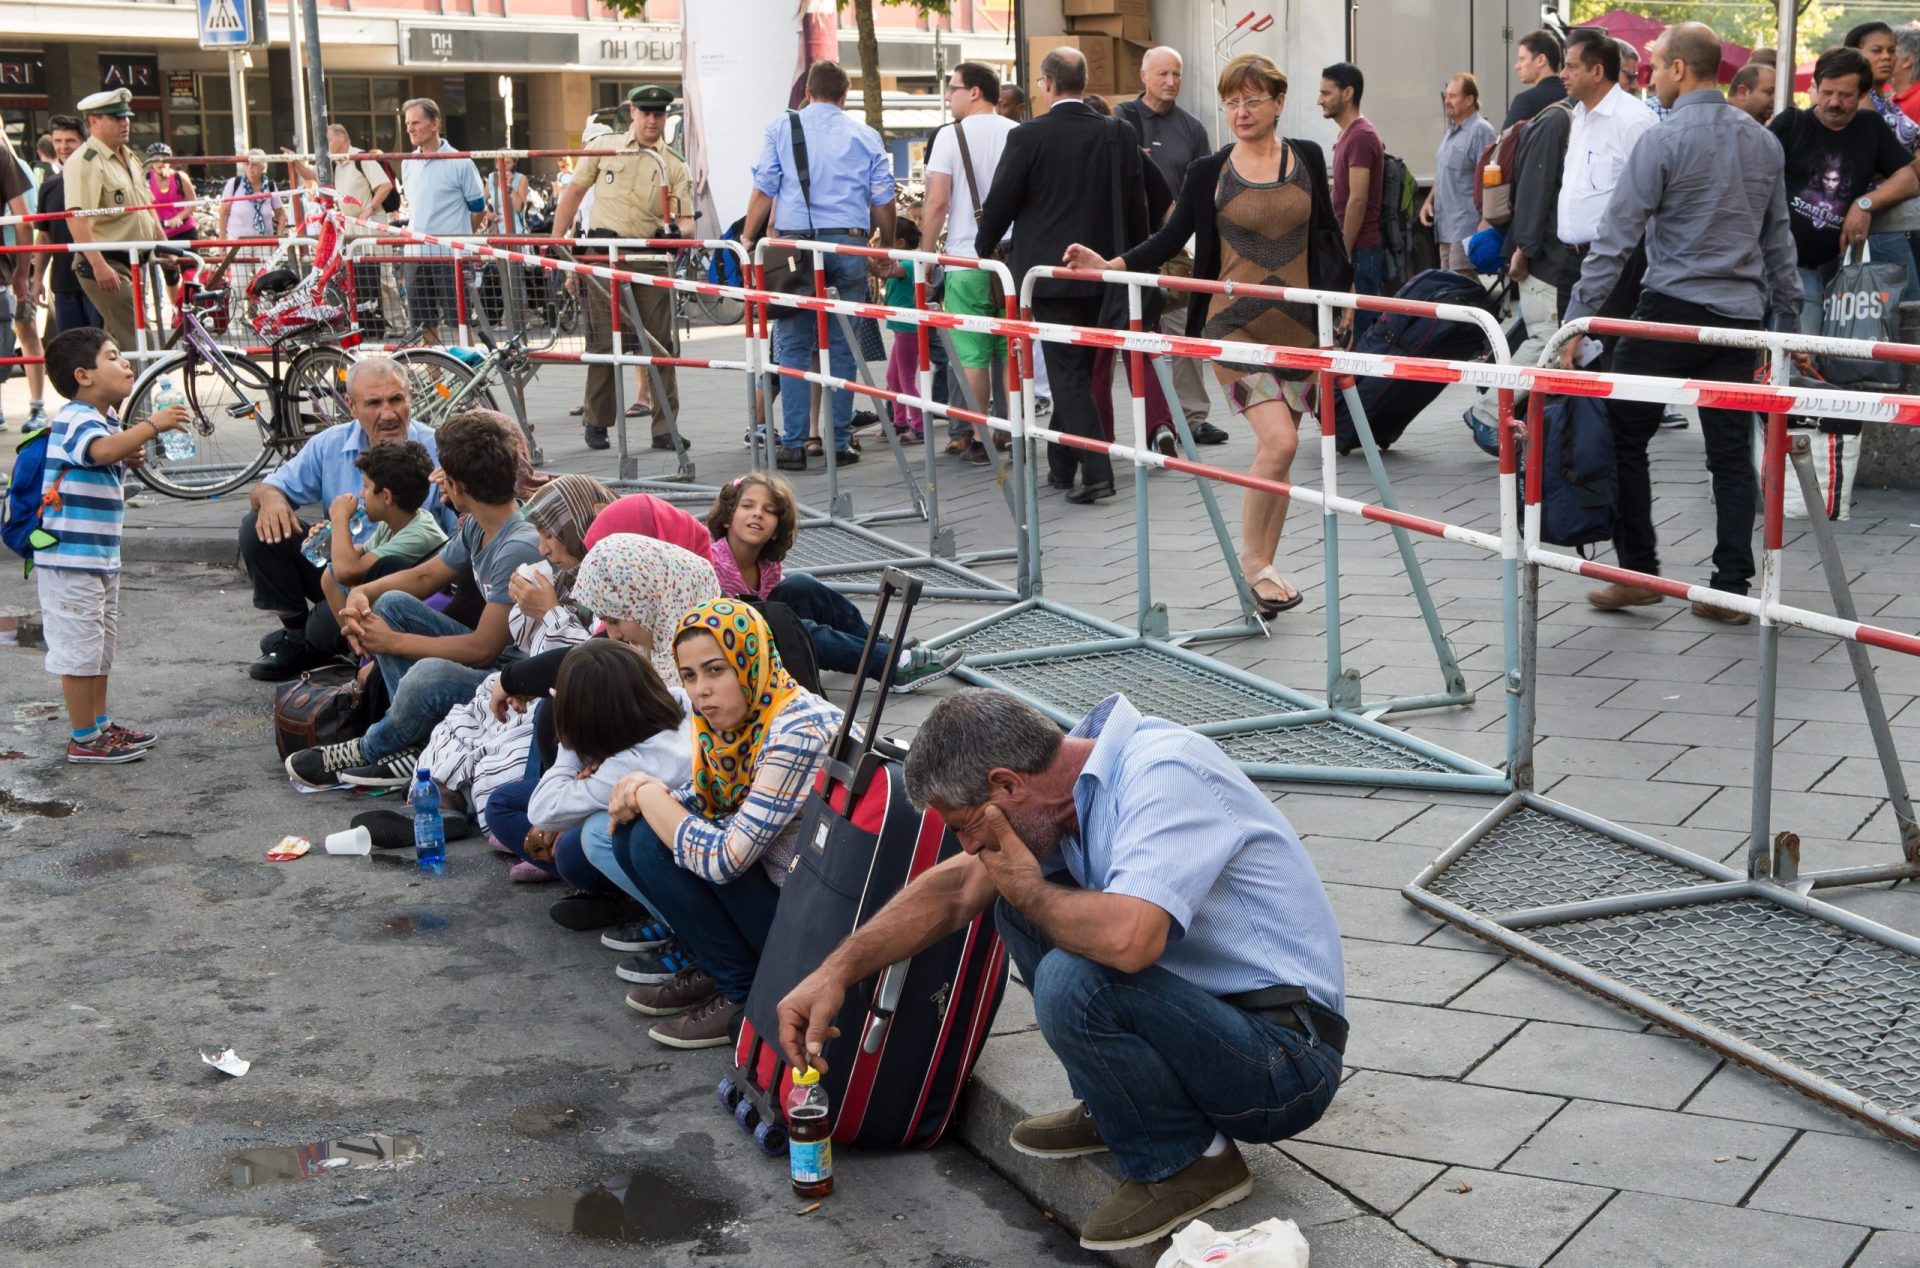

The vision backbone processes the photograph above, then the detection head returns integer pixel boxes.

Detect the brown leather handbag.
[273,666,370,759]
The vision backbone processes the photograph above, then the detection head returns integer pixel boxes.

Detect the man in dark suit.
[976,48,1150,503]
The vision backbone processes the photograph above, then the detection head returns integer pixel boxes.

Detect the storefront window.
[327,76,406,153]
[167,72,271,158]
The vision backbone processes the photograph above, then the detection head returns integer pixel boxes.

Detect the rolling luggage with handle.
[1327,269,1497,454]
[719,568,1009,1155]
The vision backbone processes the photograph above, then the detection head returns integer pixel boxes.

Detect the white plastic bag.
[1754,426,1860,521]
[1154,1217,1310,1268]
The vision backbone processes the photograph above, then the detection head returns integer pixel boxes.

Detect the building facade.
[4,0,1016,173]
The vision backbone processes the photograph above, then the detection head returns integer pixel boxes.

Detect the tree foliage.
[1568,1,1836,54]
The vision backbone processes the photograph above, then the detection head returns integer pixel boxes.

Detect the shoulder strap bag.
[760,110,819,297]
[950,117,1008,308]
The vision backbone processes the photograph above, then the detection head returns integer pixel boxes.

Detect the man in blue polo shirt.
[778,690,1346,1256]
[399,97,486,342]
[240,355,451,681]
[740,60,898,472]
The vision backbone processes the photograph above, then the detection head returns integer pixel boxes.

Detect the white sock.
[1202,1132,1229,1158]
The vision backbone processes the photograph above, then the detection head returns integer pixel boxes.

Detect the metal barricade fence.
[1400,314,1920,1149]
[750,236,1028,600]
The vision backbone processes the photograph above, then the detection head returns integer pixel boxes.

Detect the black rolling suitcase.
[1329,269,1498,453]
[719,568,1009,1155]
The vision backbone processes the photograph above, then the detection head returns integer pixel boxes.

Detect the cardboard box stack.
[1029,0,1151,106]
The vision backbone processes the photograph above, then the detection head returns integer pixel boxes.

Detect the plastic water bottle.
[347,507,371,540]
[787,1066,834,1198]
[154,378,195,461]
[411,771,447,876]
[301,523,333,568]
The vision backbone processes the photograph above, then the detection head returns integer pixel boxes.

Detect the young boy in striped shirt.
[37,328,190,763]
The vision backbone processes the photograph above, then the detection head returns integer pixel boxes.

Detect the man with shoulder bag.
[920,61,1020,463]
[742,61,899,472]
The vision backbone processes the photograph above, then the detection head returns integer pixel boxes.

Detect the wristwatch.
[1856,195,1876,212]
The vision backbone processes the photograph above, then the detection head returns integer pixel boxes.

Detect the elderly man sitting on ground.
[240,355,451,681]
[779,690,1346,1254]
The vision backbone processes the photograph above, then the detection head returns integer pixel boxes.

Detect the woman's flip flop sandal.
[1249,565,1304,617]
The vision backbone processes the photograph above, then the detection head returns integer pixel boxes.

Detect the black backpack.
[1378,153,1416,293]
[1539,395,1617,552]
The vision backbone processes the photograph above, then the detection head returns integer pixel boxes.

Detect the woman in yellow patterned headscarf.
[592,597,846,1048]
[675,599,805,816]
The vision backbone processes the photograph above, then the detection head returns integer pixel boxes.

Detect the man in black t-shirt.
[1769,46,1920,332]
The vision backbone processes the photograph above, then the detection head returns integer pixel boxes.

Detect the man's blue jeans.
[582,813,782,1002]
[994,897,1341,1183]
[1350,243,1387,344]
[774,249,870,451]
[360,592,496,762]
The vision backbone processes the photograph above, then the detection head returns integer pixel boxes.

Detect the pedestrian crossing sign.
[198,0,267,49]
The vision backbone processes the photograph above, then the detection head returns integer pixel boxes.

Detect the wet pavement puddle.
[373,911,452,939]
[1,789,78,823]
[503,1159,746,1248]
[230,1132,424,1188]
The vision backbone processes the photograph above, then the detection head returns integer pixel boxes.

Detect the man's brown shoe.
[648,993,743,1049]
[1009,1102,1108,1158]
[1690,598,1752,625]
[623,966,719,1016]
[1079,1145,1254,1252]
[1588,583,1664,610]
[944,435,973,456]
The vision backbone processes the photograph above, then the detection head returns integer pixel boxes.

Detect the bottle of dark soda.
[787,1066,834,1199]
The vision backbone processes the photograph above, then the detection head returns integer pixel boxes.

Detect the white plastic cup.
[324,826,373,856]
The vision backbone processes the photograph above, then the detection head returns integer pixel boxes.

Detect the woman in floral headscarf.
[583,598,844,1049]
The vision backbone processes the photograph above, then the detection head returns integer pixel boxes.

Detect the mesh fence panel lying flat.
[1213,721,1455,773]
[789,523,915,571]
[971,646,1304,727]
[1527,899,1920,1124]
[941,608,1117,656]
[1424,805,1710,914]
[809,563,1008,594]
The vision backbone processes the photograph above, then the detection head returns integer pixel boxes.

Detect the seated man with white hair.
[240,355,453,681]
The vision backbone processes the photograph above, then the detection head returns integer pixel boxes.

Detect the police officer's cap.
[78,88,135,118]
[626,85,674,113]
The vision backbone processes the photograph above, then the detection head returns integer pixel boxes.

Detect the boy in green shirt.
[319,439,448,621]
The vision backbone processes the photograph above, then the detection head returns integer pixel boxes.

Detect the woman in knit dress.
[1065,53,1350,620]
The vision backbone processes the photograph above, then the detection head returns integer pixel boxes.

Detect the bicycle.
[672,239,744,327]
[121,245,359,500]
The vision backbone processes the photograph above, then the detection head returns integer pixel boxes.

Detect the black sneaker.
[602,918,675,953]
[832,447,861,467]
[351,808,418,850]
[776,447,807,471]
[1152,427,1179,459]
[260,627,298,654]
[850,409,881,432]
[1193,421,1231,445]
[249,636,316,683]
[584,427,611,451]
[549,891,643,932]
[615,941,698,984]
[339,747,423,789]
[651,434,689,452]
[286,738,367,790]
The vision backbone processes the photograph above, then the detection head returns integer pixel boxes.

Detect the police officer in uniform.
[66,88,162,355]
[549,85,692,451]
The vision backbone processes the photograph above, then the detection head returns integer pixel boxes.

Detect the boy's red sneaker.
[67,733,147,765]
[103,723,157,750]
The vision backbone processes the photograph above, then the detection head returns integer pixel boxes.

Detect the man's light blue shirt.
[1046,694,1346,1013]
[401,139,485,256]
[751,102,894,231]
[265,420,454,538]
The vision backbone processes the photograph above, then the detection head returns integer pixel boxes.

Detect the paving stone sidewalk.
[8,321,1919,1267]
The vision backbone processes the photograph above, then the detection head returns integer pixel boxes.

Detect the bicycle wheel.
[687,247,744,326]
[392,347,500,429]
[282,344,358,445]
[125,349,276,499]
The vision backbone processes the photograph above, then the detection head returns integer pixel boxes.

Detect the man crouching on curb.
[778,689,1346,1253]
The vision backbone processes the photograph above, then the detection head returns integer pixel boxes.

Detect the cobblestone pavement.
[4,320,1919,1266]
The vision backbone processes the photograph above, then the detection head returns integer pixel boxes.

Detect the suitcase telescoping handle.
[861,957,912,1053]
[823,567,923,788]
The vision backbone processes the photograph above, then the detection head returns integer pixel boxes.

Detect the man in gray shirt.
[1116,47,1225,442]
[1560,23,1800,623]
[1421,73,1496,273]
